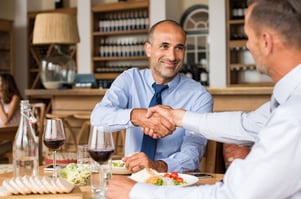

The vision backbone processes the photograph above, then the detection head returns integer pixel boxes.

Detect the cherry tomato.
[176,177,184,183]
[170,172,178,179]
[164,173,171,178]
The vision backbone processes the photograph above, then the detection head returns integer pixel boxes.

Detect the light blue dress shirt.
[90,68,213,172]
[131,64,301,198]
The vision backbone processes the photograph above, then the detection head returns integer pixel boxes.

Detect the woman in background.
[0,73,22,125]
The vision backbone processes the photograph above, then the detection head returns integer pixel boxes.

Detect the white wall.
[149,0,166,26]
[77,0,91,74]
[208,0,226,87]
[14,0,29,97]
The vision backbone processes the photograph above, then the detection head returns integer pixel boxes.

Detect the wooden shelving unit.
[91,0,149,88]
[226,0,273,86]
[27,7,78,89]
[0,19,14,75]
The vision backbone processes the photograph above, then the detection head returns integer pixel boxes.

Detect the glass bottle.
[55,0,64,9]
[40,45,76,89]
[13,100,39,177]
[199,62,209,86]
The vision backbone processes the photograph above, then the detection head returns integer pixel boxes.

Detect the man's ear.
[144,41,151,57]
[262,32,273,55]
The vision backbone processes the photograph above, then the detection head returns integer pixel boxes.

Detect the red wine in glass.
[43,119,66,178]
[88,125,114,197]
[88,148,114,164]
[44,138,65,150]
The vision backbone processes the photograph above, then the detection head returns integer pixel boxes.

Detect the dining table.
[0,125,18,142]
[0,165,224,199]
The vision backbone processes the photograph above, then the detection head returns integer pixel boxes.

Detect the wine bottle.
[55,0,63,9]
[198,61,209,86]
[185,64,193,79]
[13,100,39,177]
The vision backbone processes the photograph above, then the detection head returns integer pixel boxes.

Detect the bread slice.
[130,168,160,182]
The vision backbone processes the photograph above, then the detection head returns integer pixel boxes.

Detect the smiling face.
[144,21,186,84]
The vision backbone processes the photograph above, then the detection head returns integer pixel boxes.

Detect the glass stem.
[53,150,57,178]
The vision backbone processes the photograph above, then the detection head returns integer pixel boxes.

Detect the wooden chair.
[200,140,225,173]
[73,113,91,145]
[112,130,126,160]
[30,102,46,165]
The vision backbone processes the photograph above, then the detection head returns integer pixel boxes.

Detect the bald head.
[148,20,186,44]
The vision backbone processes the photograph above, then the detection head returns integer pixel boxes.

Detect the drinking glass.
[43,118,65,178]
[77,144,90,165]
[88,125,114,198]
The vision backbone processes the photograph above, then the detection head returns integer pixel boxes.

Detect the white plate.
[111,160,131,175]
[131,172,198,187]
[174,173,199,187]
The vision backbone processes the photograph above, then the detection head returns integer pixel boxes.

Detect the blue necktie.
[270,96,279,112]
[140,83,169,160]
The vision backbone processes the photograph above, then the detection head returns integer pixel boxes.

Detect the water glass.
[90,161,112,198]
[77,144,90,164]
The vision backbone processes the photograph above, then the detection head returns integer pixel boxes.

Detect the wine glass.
[88,125,114,197]
[43,118,65,178]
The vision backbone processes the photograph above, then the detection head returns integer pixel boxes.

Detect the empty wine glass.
[88,125,114,197]
[43,118,65,178]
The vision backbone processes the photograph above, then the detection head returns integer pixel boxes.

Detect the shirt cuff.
[115,108,134,127]
[182,111,205,134]
[160,158,178,172]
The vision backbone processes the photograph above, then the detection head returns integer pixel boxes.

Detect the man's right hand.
[145,105,186,138]
[130,108,176,138]
[107,175,136,199]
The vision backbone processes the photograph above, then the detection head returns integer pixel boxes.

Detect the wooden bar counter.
[25,89,107,115]
[25,87,273,113]
[209,86,273,112]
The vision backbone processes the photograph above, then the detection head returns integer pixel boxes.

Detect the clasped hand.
[143,105,177,138]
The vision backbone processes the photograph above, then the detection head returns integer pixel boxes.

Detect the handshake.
[131,105,187,139]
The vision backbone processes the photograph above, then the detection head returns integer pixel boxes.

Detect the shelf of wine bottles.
[230,46,255,65]
[229,23,247,40]
[94,60,148,73]
[230,0,247,20]
[97,9,149,33]
[181,64,209,86]
[91,0,150,83]
[98,35,147,58]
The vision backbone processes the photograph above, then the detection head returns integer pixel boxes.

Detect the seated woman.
[0,73,22,125]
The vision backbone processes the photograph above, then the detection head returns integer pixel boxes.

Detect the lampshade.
[32,13,80,44]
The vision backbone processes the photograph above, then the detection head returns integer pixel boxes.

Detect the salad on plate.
[59,163,91,185]
[130,168,198,186]
[111,160,131,175]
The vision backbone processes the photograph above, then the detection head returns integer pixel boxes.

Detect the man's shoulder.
[121,68,149,77]
[124,67,148,73]
[178,74,209,91]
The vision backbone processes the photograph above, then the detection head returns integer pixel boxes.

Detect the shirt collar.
[273,64,301,105]
[145,69,181,92]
